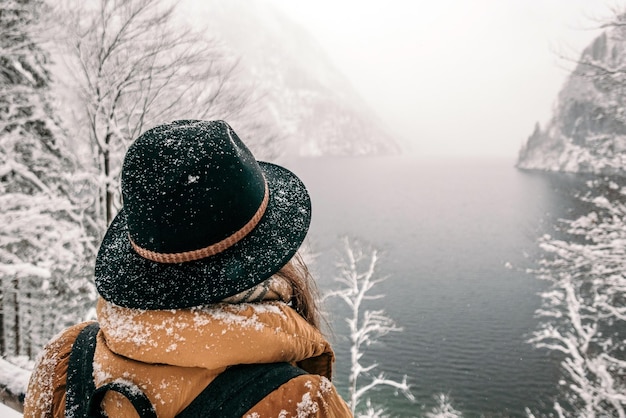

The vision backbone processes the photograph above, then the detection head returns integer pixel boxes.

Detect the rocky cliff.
[181,0,402,157]
[517,26,626,176]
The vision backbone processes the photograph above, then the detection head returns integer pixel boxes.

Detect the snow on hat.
[94,120,311,310]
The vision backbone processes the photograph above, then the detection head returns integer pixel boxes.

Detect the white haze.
[267,0,615,157]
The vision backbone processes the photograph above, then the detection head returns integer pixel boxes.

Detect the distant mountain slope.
[181,0,402,157]
[517,26,626,176]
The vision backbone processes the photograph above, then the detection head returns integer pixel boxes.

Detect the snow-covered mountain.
[180,0,402,157]
[517,25,626,176]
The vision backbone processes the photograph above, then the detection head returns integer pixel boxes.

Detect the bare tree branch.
[326,237,414,416]
[50,0,261,226]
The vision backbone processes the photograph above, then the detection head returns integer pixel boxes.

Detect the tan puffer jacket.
[24,298,352,417]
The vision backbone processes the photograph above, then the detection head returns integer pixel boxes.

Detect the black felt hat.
[94,120,311,310]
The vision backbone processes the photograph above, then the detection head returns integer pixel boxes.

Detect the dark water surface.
[283,156,592,417]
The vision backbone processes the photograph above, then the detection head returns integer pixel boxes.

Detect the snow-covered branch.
[52,0,270,225]
[528,182,626,417]
[326,238,415,416]
[425,393,464,418]
[1,0,99,362]
[352,373,415,406]
[0,357,30,413]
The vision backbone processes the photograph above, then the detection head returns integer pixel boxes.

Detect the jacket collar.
[96,298,334,378]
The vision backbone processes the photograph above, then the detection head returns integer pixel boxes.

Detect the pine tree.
[0,0,96,360]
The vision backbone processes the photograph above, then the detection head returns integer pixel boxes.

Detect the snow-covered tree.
[0,0,96,361]
[50,0,284,228]
[425,393,463,418]
[528,181,626,417]
[326,238,415,417]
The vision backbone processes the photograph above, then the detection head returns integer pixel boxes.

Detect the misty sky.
[268,0,615,158]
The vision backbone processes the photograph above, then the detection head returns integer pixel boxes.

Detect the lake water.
[283,156,594,417]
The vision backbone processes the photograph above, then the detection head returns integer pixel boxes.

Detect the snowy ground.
[0,403,22,417]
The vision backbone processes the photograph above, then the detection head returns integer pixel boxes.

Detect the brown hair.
[275,253,321,329]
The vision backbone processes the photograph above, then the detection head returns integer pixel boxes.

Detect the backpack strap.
[65,322,308,418]
[65,322,157,418]
[88,380,157,418]
[176,362,308,418]
[65,322,100,418]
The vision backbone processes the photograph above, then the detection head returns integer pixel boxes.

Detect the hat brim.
[95,162,311,310]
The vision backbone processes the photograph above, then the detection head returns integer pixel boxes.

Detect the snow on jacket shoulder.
[24,298,352,417]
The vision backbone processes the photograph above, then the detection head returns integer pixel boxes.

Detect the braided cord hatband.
[129,182,269,264]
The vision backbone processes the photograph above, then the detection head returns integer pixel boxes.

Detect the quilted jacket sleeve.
[243,374,352,417]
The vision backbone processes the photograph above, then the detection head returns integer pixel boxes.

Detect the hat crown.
[122,120,266,255]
